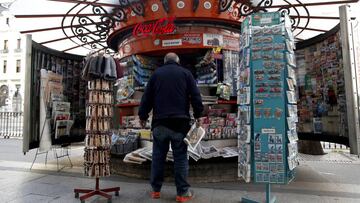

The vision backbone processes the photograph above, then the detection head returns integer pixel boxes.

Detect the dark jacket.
[138,61,204,122]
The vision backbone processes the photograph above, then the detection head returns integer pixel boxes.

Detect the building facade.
[0,1,26,112]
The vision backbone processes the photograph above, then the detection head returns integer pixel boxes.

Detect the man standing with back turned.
[138,52,204,202]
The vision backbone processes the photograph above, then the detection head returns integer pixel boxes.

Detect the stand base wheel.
[75,193,79,198]
[115,191,119,196]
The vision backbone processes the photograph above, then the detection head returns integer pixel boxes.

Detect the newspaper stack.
[123,148,147,164]
[123,145,175,164]
[220,147,239,158]
[137,147,152,161]
[200,145,220,159]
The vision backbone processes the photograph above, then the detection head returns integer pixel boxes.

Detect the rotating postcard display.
[74,54,119,202]
[237,12,299,186]
[84,79,113,177]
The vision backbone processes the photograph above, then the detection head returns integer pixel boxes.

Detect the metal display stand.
[29,117,49,170]
[30,74,73,172]
[241,183,276,203]
[53,144,73,171]
[74,77,119,203]
[30,146,73,172]
[74,178,120,203]
[30,113,73,172]
[238,12,298,203]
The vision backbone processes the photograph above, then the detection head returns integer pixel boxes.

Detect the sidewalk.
[1,139,360,203]
[0,167,360,203]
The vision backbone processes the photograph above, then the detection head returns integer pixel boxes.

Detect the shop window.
[16,60,21,73]
[6,18,9,26]
[0,85,9,107]
[3,60,7,73]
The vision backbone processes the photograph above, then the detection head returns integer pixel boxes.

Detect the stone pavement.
[1,139,360,203]
[0,168,360,203]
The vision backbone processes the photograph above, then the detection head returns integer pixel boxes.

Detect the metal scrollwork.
[117,0,145,16]
[161,0,170,13]
[59,0,313,52]
[192,0,199,12]
[130,1,145,16]
[259,0,273,8]
[277,0,310,36]
[61,0,130,52]
[231,0,310,37]
[238,3,253,17]
[235,0,273,17]
[218,0,234,13]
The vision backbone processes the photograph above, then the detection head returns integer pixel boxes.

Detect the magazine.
[55,120,73,139]
[52,101,70,118]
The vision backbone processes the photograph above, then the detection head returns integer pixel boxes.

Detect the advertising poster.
[223,36,240,51]
[182,33,202,45]
[162,39,182,47]
[203,33,223,47]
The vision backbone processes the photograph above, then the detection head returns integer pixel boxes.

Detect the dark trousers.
[151,126,190,196]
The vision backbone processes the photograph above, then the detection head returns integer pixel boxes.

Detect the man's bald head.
[164,52,180,64]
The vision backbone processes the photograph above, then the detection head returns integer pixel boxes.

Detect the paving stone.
[8,193,57,203]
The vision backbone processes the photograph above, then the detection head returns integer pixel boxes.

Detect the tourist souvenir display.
[237,16,252,183]
[84,79,115,177]
[238,12,299,184]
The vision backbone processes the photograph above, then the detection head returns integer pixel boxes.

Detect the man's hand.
[195,118,201,128]
[140,120,147,129]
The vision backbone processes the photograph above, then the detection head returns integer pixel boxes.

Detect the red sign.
[132,17,176,37]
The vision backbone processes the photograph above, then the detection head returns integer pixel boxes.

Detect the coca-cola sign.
[132,17,176,37]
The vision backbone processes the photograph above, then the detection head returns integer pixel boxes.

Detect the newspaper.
[200,145,220,159]
[188,145,202,161]
[187,141,222,161]
[220,147,239,158]
[183,124,205,151]
[123,148,148,164]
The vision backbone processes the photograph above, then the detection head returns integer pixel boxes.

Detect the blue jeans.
[151,126,190,196]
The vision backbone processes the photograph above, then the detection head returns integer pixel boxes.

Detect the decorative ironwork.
[17,0,360,52]
[60,0,130,52]
[277,0,310,36]
[119,0,146,16]
[218,0,234,13]
[229,0,311,37]
[192,0,199,12]
[161,0,170,13]
[235,0,272,17]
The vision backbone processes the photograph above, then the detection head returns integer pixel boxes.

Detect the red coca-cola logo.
[132,17,176,37]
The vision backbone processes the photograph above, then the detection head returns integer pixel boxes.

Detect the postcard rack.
[74,79,119,203]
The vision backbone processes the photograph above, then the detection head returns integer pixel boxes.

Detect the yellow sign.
[213,47,222,54]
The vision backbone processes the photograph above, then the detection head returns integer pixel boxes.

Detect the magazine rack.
[30,76,73,172]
